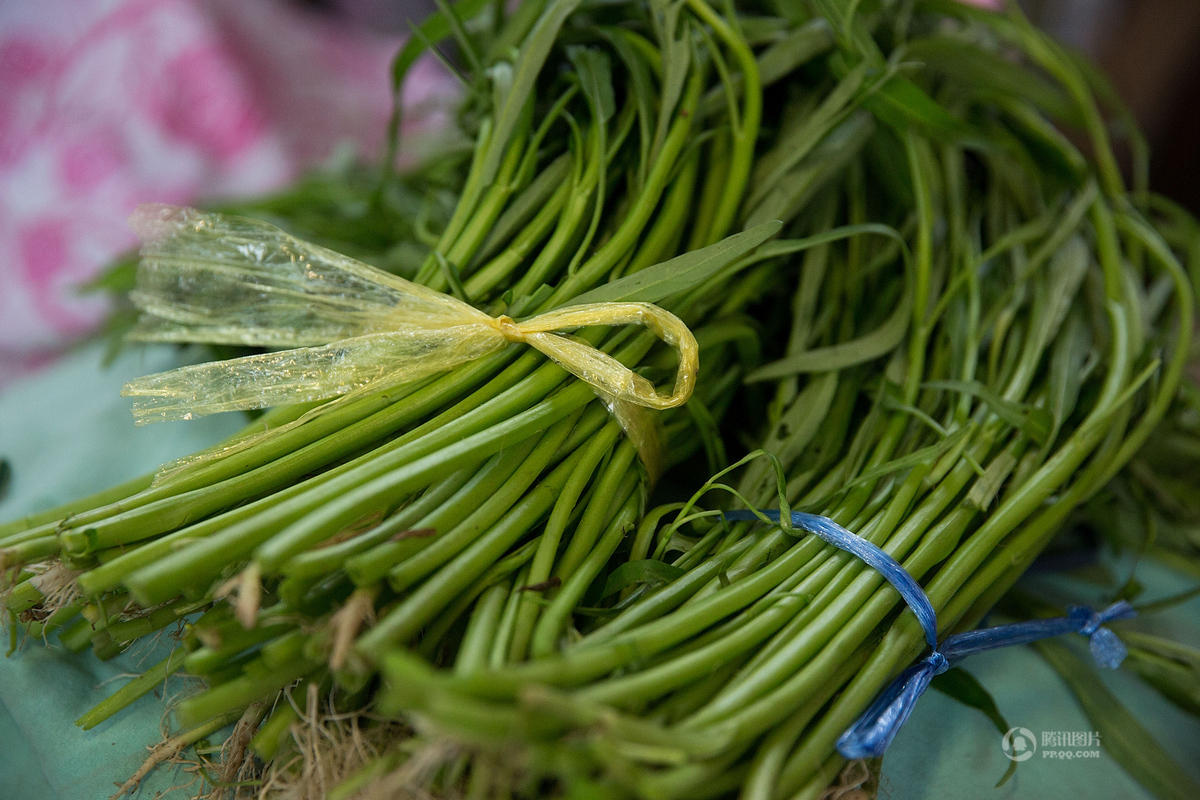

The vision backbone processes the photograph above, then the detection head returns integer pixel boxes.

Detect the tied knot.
[491,314,526,343]
[1071,601,1136,669]
[926,650,949,675]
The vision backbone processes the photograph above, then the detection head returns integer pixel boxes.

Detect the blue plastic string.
[724,509,1136,760]
[724,509,939,647]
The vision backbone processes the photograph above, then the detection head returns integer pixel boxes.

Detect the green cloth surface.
[881,561,1200,799]
[2,343,1198,799]
[0,344,243,799]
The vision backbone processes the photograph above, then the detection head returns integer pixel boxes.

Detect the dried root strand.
[204,702,269,799]
[110,714,237,800]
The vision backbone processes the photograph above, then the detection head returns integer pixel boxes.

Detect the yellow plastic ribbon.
[120,205,698,470]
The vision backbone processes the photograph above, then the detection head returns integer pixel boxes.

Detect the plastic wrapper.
[121,205,696,471]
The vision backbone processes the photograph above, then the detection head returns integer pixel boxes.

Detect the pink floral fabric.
[0,0,453,386]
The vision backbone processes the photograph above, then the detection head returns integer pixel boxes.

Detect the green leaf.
[903,35,1077,122]
[508,284,555,317]
[808,3,980,143]
[1026,237,1091,371]
[746,112,875,226]
[930,667,1018,786]
[567,46,615,124]
[699,19,834,119]
[1036,639,1200,800]
[473,154,571,266]
[925,380,1053,447]
[747,280,910,380]
[747,61,869,211]
[648,0,691,165]
[1134,586,1200,615]
[600,560,686,599]
[600,28,657,182]
[835,425,973,497]
[434,251,469,303]
[930,667,1011,734]
[753,18,834,90]
[999,97,1089,178]
[967,447,1019,510]
[736,372,838,499]
[563,46,613,278]
[747,224,910,272]
[859,67,980,143]
[1121,631,1200,716]
[1044,312,1092,449]
[389,0,490,100]
[479,0,581,185]
[382,0,492,169]
[431,0,481,75]
[566,220,782,306]
[878,72,964,131]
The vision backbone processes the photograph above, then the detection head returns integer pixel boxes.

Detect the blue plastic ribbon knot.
[723,509,1136,759]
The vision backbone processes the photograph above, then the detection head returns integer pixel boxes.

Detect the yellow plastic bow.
[121,206,698,456]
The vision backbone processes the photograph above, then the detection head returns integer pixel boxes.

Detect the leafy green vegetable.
[3,3,1198,800]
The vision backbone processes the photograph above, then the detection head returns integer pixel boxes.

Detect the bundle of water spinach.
[3,0,847,794]
[352,4,1194,800]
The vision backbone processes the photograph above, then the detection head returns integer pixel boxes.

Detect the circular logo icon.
[1001,727,1037,762]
